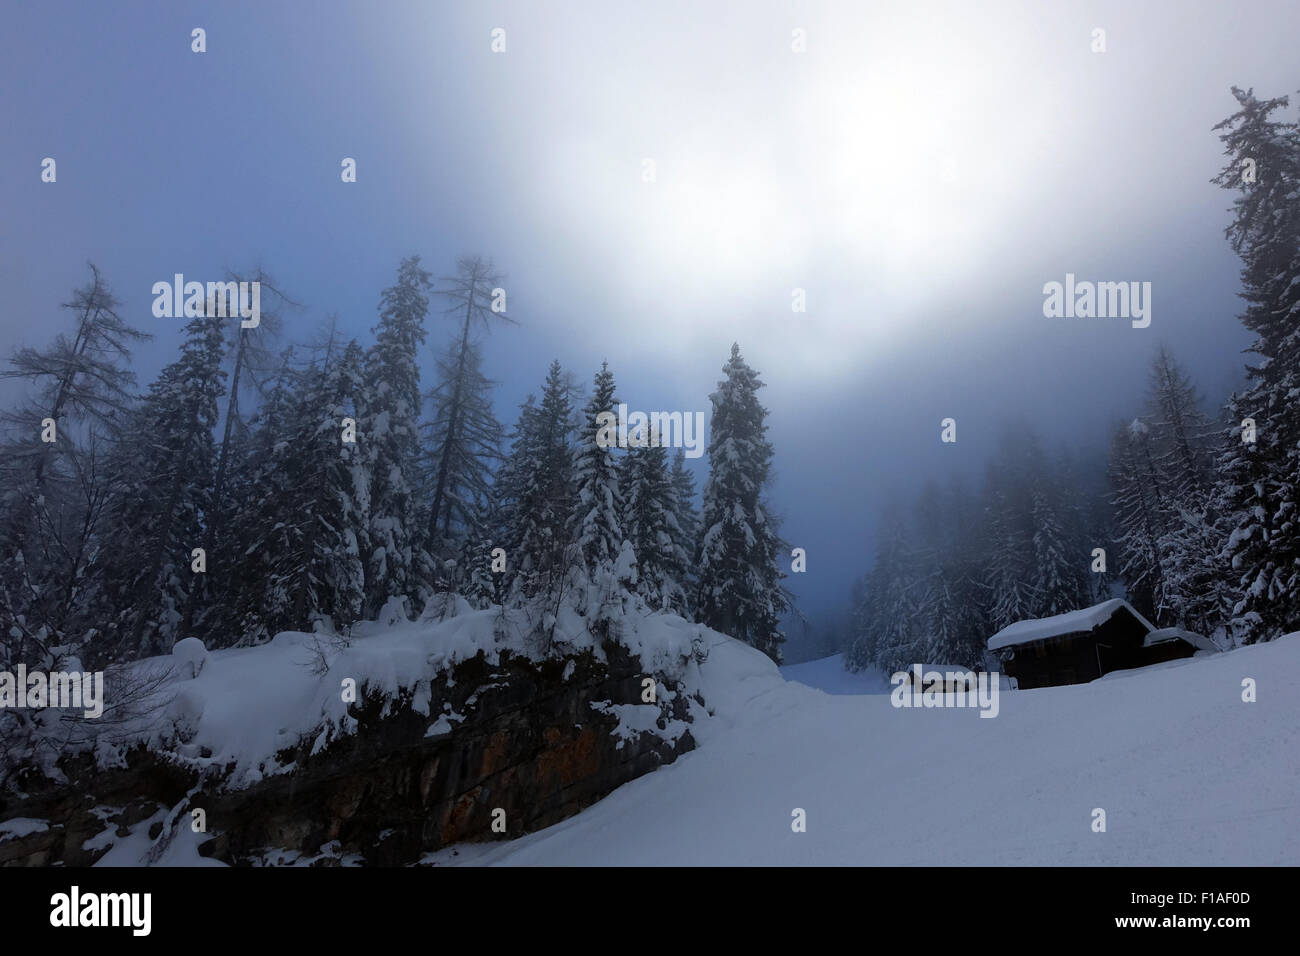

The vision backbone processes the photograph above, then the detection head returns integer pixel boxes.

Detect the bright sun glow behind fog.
[504,3,1071,377]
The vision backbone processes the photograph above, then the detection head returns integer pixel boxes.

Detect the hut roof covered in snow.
[987,599,1156,651]
[1144,627,1222,654]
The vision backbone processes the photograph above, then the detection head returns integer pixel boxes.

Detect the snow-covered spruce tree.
[569,362,633,637]
[925,481,982,671]
[1140,346,1235,635]
[219,350,302,643]
[1161,492,1241,642]
[1079,473,1118,604]
[488,394,537,590]
[915,480,989,667]
[915,562,963,666]
[281,341,369,634]
[844,572,873,670]
[181,268,291,635]
[1005,437,1091,621]
[572,363,624,573]
[668,448,700,616]
[232,343,369,641]
[909,483,955,665]
[1146,346,1216,501]
[981,429,1057,632]
[360,256,432,619]
[1108,418,1170,624]
[500,361,578,607]
[857,512,919,675]
[423,256,513,563]
[455,520,501,609]
[984,484,1037,635]
[1054,450,1109,605]
[1209,88,1300,641]
[949,479,995,662]
[695,344,789,662]
[1029,478,1091,618]
[622,441,688,614]
[97,311,226,662]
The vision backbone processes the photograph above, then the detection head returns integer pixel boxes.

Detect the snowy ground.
[424,635,1300,866]
[779,653,890,695]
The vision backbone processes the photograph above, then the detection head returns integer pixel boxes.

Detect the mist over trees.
[847,431,1104,672]
[695,344,791,661]
[845,85,1300,672]
[0,248,793,763]
[3,85,1298,722]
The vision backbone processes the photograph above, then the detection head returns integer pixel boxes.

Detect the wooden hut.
[986,599,1215,689]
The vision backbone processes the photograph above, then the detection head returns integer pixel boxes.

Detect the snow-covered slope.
[779,653,890,695]
[426,635,1300,866]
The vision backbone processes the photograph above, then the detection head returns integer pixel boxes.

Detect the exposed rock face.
[0,642,696,866]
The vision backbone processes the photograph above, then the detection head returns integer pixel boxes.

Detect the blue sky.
[3,0,1297,628]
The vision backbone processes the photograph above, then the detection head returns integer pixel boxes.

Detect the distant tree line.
[1,251,794,707]
[848,85,1300,670]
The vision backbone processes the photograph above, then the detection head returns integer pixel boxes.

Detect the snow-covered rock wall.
[0,606,728,866]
